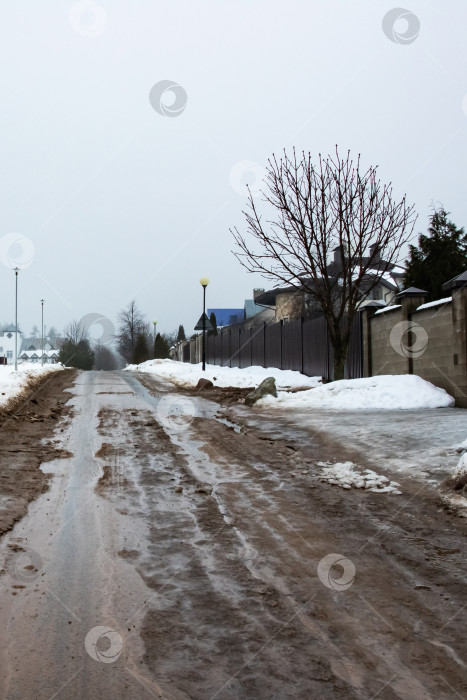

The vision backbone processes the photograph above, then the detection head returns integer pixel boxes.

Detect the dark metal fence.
[204,313,363,380]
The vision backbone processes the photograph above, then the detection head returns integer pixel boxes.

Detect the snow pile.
[258,375,454,410]
[442,449,467,502]
[450,445,467,487]
[456,438,467,453]
[125,359,322,391]
[452,452,467,478]
[0,363,63,408]
[317,461,402,494]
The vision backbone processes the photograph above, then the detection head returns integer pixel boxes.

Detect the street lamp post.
[200,277,209,371]
[41,299,44,365]
[14,268,19,371]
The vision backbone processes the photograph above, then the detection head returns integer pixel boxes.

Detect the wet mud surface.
[130,372,467,700]
[0,369,465,699]
[0,369,77,537]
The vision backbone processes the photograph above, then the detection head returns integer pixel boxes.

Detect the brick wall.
[365,284,467,407]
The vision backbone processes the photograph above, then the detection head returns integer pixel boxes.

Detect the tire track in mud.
[122,373,467,700]
[95,404,349,699]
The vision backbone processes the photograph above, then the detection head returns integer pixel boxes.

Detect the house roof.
[244,299,268,319]
[396,286,428,297]
[256,266,399,306]
[442,270,467,292]
[20,349,58,359]
[254,284,304,306]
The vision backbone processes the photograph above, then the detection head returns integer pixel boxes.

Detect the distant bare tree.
[58,321,94,370]
[231,147,417,379]
[116,301,147,363]
[163,330,178,348]
[64,321,88,344]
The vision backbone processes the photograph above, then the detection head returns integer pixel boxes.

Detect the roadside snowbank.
[258,375,454,410]
[125,359,322,390]
[318,461,402,494]
[0,363,63,408]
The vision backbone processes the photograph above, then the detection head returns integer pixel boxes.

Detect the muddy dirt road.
[0,370,465,699]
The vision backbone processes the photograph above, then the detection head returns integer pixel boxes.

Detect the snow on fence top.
[416,297,452,311]
[374,304,401,316]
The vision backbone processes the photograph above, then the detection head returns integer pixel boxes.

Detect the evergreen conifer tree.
[404,208,467,300]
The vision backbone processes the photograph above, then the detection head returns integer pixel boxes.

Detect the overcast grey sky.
[0,1,466,341]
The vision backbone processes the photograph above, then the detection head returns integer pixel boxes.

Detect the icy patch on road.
[317,461,402,494]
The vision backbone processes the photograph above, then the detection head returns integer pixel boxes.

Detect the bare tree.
[231,148,417,379]
[116,301,147,363]
[58,321,94,370]
[64,320,88,345]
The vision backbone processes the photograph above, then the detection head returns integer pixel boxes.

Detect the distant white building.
[0,326,60,365]
[0,324,22,364]
[19,347,59,364]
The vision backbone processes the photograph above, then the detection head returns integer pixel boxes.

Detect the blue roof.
[207,308,244,326]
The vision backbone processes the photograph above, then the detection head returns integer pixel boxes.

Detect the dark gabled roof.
[396,286,428,297]
[255,281,312,306]
[256,266,399,306]
[442,270,467,292]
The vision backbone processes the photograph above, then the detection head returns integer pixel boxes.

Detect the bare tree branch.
[231,147,417,378]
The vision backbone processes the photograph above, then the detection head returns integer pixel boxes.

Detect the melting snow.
[125,358,322,391]
[317,461,402,494]
[0,363,63,407]
[259,374,454,410]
